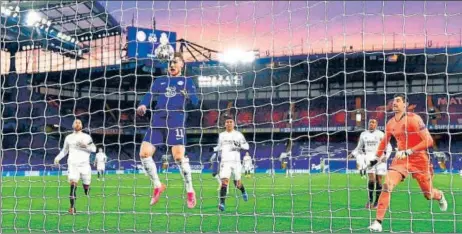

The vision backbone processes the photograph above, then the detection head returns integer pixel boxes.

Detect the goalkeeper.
[136,52,199,208]
[369,94,447,232]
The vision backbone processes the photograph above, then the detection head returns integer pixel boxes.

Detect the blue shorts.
[143,127,186,146]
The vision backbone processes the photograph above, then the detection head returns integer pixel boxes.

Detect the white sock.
[215,174,221,185]
[141,157,161,188]
[177,158,194,193]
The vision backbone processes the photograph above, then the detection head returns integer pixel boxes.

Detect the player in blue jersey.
[136,52,199,208]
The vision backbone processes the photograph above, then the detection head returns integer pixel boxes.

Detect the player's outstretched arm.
[137,80,158,116]
[54,137,69,164]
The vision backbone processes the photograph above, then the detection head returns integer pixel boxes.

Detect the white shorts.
[367,161,387,176]
[97,164,105,171]
[68,163,92,184]
[243,164,252,171]
[220,162,242,181]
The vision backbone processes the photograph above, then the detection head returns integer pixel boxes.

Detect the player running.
[136,52,199,208]
[95,148,107,181]
[217,117,250,211]
[242,152,253,178]
[368,94,448,232]
[349,119,392,209]
[54,119,96,215]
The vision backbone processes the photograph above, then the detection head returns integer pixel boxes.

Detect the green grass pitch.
[1,173,461,232]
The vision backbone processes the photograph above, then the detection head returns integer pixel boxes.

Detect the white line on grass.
[1,209,458,223]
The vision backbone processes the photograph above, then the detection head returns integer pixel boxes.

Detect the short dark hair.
[224,115,235,121]
[393,93,407,103]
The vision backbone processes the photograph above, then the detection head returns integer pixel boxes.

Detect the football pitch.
[1,173,461,233]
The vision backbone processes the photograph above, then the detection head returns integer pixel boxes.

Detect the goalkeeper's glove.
[54,157,60,165]
[396,148,413,159]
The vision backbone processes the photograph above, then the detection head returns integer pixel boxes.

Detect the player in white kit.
[54,119,96,214]
[349,119,392,209]
[217,117,250,211]
[242,152,253,178]
[95,148,107,181]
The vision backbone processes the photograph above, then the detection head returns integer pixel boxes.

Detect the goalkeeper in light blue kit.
[136,52,199,208]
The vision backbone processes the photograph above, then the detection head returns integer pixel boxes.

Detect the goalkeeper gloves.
[54,157,60,165]
[396,148,413,159]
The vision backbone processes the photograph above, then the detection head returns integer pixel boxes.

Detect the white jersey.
[243,155,252,166]
[55,131,96,165]
[95,152,107,166]
[352,129,392,160]
[217,130,249,164]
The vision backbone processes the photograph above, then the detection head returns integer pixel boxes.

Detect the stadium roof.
[1,0,121,58]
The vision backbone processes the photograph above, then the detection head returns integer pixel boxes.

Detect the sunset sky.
[102,1,462,55]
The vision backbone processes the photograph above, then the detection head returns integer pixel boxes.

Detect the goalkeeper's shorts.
[389,153,433,180]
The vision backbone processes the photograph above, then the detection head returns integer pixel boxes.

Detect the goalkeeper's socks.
[141,157,162,188]
[375,182,382,204]
[368,181,375,203]
[83,184,90,195]
[220,184,228,204]
[70,184,77,208]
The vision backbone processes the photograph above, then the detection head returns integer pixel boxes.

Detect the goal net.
[1,0,462,233]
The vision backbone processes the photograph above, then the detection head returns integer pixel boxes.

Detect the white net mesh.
[1,0,462,233]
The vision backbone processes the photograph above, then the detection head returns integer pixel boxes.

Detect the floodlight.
[26,11,41,26]
[2,7,12,16]
[218,49,255,64]
[355,110,362,122]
